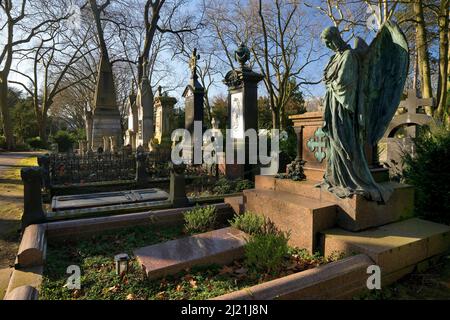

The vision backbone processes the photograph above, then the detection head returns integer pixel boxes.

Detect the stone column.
[169,164,189,207]
[103,136,111,153]
[109,136,117,153]
[135,149,148,185]
[21,167,46,230]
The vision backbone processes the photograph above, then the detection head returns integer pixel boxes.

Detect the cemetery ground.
[39,215,339,300]
[0,152,40,299]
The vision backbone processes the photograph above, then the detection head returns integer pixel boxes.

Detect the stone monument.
[136,64,154,150]
[182,48,205,135]
[154,86,177,145]
[91,55,122,150]
[223,43,264,180]
[124,84,138,150]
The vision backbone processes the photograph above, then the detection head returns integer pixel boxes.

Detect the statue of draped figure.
[319,21,409,203]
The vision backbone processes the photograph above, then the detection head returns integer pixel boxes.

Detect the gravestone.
[168,164,189,207]
[134,227,247,280]
[182,48,205,135]
[91,56,122,150]
[154,87,177,145]
[51,188,169,211]
[136,64,154,150]
[223,43,264,180]
[124,85,138,150]
[379,89,435,168]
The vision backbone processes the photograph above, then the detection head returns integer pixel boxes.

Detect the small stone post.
[37,154,50,191]
[21,167,46,230]
[169,163,189,207]
[103,136,111,153]
[135,147,148,185]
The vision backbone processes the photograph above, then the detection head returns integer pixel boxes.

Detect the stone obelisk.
[91,55,122,151]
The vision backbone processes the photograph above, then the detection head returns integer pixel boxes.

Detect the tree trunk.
[414,0,433,115]
[0,75,15,150]
[436,1,449,120]
[38,113,48,144]
[272,108,280,130]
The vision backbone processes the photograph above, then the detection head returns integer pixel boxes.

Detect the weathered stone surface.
[322,218,450,275]
[21,167,46,230]
[52,189,169,211]
[0,268,13,300]
[4,285,38,300]
[46,203,233,240]
[5,266,43,299]
[224,196,244,215]
[135,227,248,280]
[244,189,336,253]
[212,254,373,300]
[17,224,46,268]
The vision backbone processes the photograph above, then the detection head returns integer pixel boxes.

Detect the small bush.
[52,130,75,153]
[229,211,265,235]
[213,178,234,195]
[403,127,450,224]
[26,136,47,150]
[184,205,217,234]
[14,142,31,151]
[244,227,290,274]
[234,179,254,192]
[0,136,6,149]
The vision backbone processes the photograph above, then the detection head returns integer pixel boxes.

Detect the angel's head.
[321,27,348,52]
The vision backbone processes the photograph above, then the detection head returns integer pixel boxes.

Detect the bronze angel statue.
[319,21,409,203]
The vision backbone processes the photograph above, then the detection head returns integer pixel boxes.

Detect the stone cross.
[189,48,200,79]
[307,127,328,163]
[398,89,433,115]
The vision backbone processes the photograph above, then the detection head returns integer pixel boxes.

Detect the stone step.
[243,189,336,253]
[321,218,450,284]
[0,268,13,300]
[134,227,248,280]
[254,176,414,231]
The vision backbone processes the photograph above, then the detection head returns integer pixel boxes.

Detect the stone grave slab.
[322,218,450,281]
[52,188,169,211]
[134,227,248,280]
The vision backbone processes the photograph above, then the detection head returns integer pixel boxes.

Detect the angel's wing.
[359,21,409,146]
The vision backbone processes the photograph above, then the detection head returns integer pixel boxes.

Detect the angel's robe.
[321,48,391,203]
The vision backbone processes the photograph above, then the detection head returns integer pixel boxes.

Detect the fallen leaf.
[107,285,120,293]
[235,267,247,275]
[72,289,82,298]
[219,265,234,275]
[189,279,198,289]
[156,291,166,299]
[176,284,183,292]
[126,293,136,300]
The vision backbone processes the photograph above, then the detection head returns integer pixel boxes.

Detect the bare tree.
[0,0,66,149]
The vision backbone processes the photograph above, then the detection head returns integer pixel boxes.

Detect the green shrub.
[213,178,234,195]
[229,211,265,235]
[14,142,31,151]
[244,223,290,274]
[184,205,217,234]
[234,179,254,192]
[403,127,450,224]
[26,136,47,150]
[0,135,6,149]
[52,130,75,153]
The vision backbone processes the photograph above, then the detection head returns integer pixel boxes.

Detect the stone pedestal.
[21,167,46,229]
[244,175,414,253]
[91,56,122,149]
[169,164,189,207]
[223,64,264,180]
[290,111,389,182]
[136,74,154,150]
[154,94,177,144]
